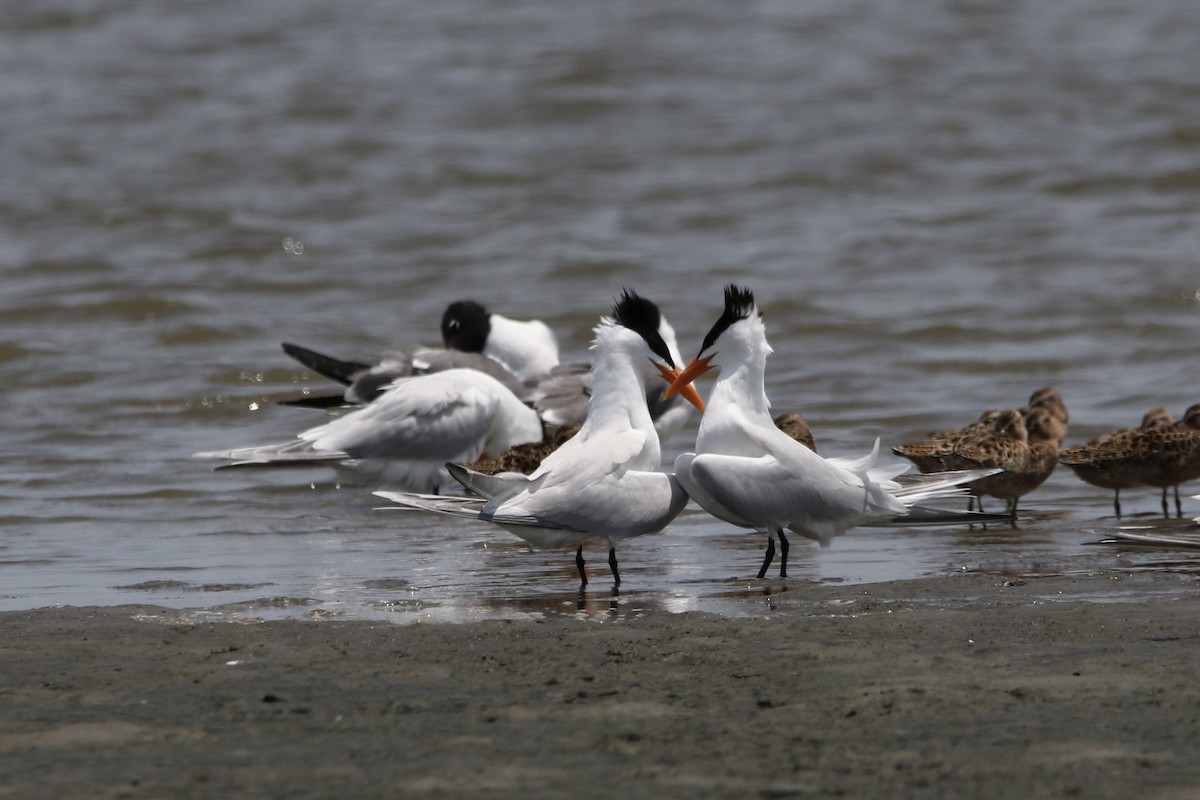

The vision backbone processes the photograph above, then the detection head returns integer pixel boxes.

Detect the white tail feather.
[891,467,1000,507]
[372,491,486,519]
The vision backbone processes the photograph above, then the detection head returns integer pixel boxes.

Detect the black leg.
[777,529,789,578]
[1161,487,1170,518]
[1174,485,1183,518]
[575,545,588,587]
[1114,489,1121,518]
[608,546,621,586]
[757,534,775,579]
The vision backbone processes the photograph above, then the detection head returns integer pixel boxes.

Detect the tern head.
[665,284,766,400]
[441,301,491,353]
[606,289,706,412]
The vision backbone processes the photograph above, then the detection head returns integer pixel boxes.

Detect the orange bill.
[662,354,716,405]
[664,354,715,400]
[653,361,706,412]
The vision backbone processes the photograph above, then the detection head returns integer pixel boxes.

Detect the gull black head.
[441,301,491,353]
[611,288,676,368]
[697,284,758,357]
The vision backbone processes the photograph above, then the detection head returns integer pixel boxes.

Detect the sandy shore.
[2,571,1199,799]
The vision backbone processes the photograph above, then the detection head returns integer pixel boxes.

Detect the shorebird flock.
[198,286,1200,585]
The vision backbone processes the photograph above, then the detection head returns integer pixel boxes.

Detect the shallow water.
[3,0,1200,622]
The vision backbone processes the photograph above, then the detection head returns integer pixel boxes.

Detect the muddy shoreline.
[2,570,1199,798]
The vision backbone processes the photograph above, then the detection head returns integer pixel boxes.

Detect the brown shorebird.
[894,409,1006,474]
[773,412,817,453]
[965,406,1064,515]
[893,388,1071,515]
[1025,388,1069,444]
[895,408,1030,514]
[902,388,1069,464]
[954,408,1069,515]
[1058,407,1173,516]
[1122,404,1200,518]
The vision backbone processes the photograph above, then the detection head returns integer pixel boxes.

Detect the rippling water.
[4,0,1200,622]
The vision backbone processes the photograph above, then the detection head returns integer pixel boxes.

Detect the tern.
[666,285,1005,579]
[194,368,546,492]
[373,290,706,586]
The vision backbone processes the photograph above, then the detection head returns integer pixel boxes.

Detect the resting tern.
[666,285,1004,579]
[281,300,557,408]
[194,368,545,492]
[373,290,706,587]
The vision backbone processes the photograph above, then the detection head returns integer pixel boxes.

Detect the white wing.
[484,315,560,381]
[302,370,502,460]
[530,425,650,484]
[484,469,688,543]
[674,452,756,527]
[686,415,910,542]
[409,350,532,401]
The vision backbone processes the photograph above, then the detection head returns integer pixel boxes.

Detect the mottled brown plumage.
[950,409,1031,514]
[965,407,1063,514]
[892,410,1022,479]
[1058,407,1173,516]
[893,409,1006,473]
[895,407,1062,515]
[1121,404,1200,517]
[1025,388,1069,444]
[773,412,817,453]
[892,388,1070,515]
[1058,405,1200,517]
[464,424,581,475]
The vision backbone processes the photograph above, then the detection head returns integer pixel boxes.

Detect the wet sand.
[3,571,1199,799]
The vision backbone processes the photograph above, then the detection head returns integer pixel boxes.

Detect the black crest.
[698,284,757,356]
[612,289,676,368]
[441,300,491,353]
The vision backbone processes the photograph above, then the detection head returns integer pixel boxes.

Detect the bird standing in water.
[667,285,1003,579]
[375,291,706,586]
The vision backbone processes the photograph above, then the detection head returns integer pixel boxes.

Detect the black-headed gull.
[280,300,694,442]
[281,300,556,408]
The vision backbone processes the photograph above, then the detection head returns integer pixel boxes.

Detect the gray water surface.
[4,0,1200,622]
